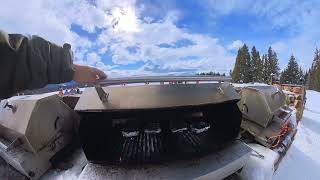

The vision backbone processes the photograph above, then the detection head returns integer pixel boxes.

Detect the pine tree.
[315,62,320,91]
[280,55,301,84]
[270,47,280,76]
[242,44,252,83]
[308,48,320,90]
[309,69,315,90]
[232,44,252,83]
[306,68,312,88]
[257,52,264,82]
[265,48,273,82]
[313,50,320,91]
[262,47,280,84]
[262,54,266,82]
[262,54,269,83]
[251,46,263,82]
[299,66,304,85]
[232,48,242,82]
[304,70,309,86]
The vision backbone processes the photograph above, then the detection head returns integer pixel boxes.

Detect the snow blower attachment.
[237,85,296,152]
[0,94,79,179]
[75,82,243,165]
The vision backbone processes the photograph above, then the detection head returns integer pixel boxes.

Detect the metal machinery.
[238,85,289,127]
[237,85,296,168]
[0,76,303,179]
[0,93,79,179]
[75,77,252,179]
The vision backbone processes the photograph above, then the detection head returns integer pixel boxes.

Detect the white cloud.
[204,0,320,70]
[96,0,136,10]
[205,0,310,29]
[96,11,235,74]
[205,0,251,16]
[86,52,102,66]
[0,0,237,77]
[271,42,286,53]
[0,0,100,68]
[227,40,244,51]
[110,7,140,32]
[1,0,319,77]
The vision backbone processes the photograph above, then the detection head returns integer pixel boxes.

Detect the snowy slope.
[274,90,320,179]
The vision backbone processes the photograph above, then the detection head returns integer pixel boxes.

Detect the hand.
[73,64,107,84]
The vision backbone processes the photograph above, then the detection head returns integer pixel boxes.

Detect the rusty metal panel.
[75,82,240,112]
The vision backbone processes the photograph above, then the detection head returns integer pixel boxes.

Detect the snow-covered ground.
[238,90,320,180]
[239,143,279,180]
[274,90,320,179]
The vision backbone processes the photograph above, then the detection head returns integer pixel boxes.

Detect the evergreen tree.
[262,47,280,83]
[308,48,320,91]
[265,49,273,82]
[232,48,242,82]
[313,49,320,91]
[232,44,252,83]
[315,62,320,91]
[306,68,312,88]
[242,44,252,83]
[251,46,263,82]
[269,47,280,76]
[257,52,264,82]
[304,70,309,86]
[309,69,315,90]
[299,66,304,85]
[262,54,269,83]
[280,55,301,84]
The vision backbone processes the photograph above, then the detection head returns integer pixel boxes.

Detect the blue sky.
[1,0,319,77]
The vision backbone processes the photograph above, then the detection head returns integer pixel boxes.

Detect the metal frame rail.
[97,76,231,86]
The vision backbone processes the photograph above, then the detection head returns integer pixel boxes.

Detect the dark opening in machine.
[75,82,242,165]
[79,102,241,165]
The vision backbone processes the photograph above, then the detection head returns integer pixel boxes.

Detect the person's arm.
[0,30,106,99]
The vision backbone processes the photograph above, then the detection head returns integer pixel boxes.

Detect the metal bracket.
[95,85,109,103]
[217,87,225,95]
[242,104,249,113]
[0,137,21,152]
[3,101,17,113]
[271,88,281,99]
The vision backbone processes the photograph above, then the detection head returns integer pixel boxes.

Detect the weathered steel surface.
[75,82,239,111]
[79,141,251,180]
[0,93,78,153]
[97,76,232,86]
[0,93,79,179]
[238,85,286,127]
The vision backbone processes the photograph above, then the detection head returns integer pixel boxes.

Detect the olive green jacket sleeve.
[0,30,75,99]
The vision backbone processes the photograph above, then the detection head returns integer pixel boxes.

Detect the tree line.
[306,48,320,91]
[196,72,226,76]
[231,44,310,86]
